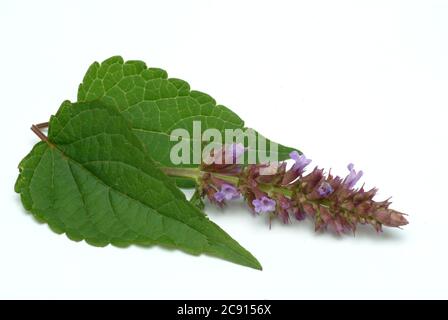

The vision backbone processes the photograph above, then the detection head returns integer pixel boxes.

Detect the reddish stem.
[35,122,49,129]
[31,124,48,142]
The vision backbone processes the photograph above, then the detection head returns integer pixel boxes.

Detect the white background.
[1,0,447,299]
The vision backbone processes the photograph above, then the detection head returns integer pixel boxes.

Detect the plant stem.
[31,124,48,142]
[35,122,49,129]
[160,167,293,197]
[161,167,202,183]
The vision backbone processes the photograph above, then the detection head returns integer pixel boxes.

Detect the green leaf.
[77,56,299,187]
[15,101,261,270]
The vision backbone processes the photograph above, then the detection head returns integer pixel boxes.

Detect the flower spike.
[192,146,408,235]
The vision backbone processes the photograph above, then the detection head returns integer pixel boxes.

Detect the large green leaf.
[78,56,299,187]
[15,101,261,270]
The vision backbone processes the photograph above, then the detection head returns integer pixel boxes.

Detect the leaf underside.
[15,101,261,270]
[78,56,299,187]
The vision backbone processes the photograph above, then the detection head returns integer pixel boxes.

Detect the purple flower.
[252,196,276,213]
[344,163,363,189]
[290,151,311,174]
[213,183,240,202]
[317,182,334,197]
[213,191,225,202]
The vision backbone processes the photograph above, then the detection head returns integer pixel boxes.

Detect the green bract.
[78,56,298,187]
[15,101,261,270]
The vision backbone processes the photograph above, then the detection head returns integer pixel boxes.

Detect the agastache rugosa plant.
[162,144,408,234]
[18,56,409,270]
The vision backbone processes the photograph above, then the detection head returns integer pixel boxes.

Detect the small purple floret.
[344,163,363,189]
[252,196,276,213]
[213,191,225,202]
[317,182,334,197]
[289,151,311,174]
[213,183,240,202]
